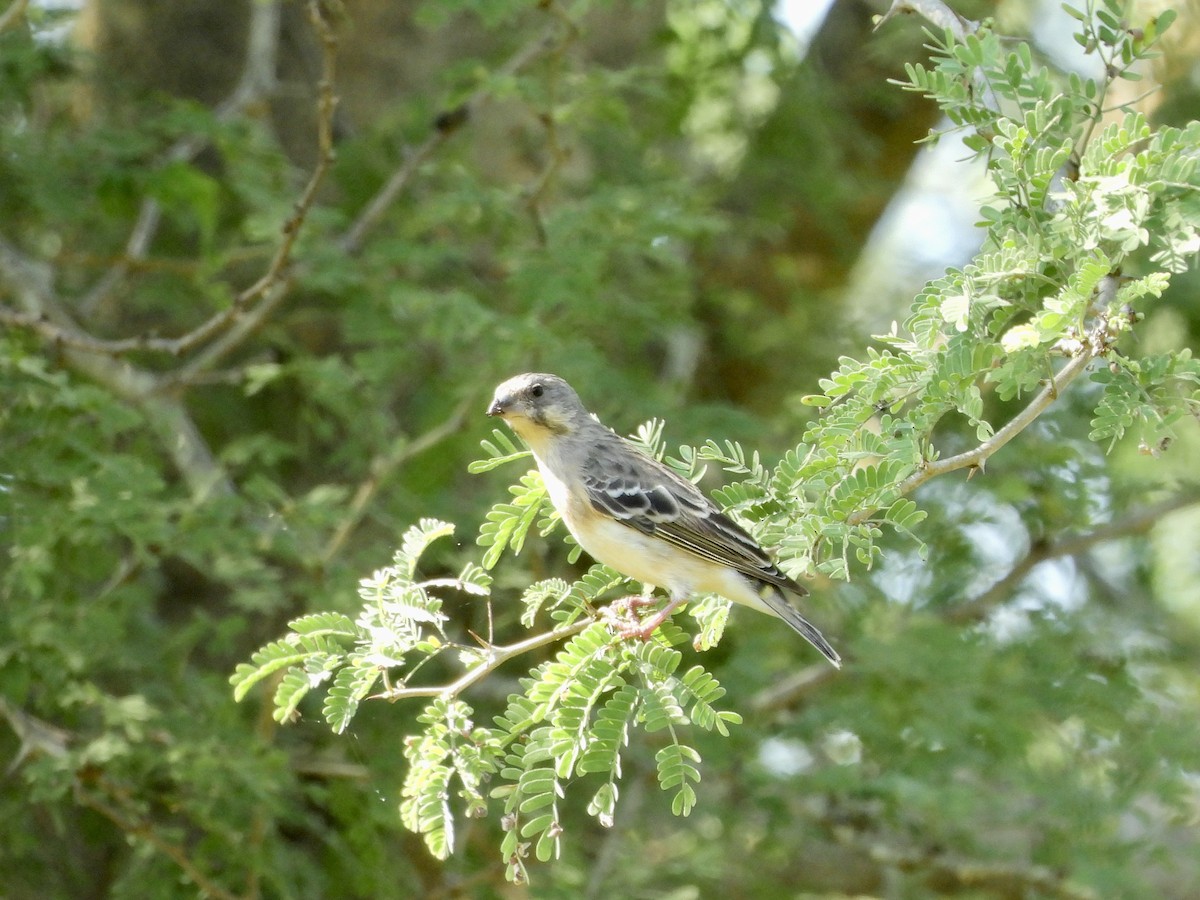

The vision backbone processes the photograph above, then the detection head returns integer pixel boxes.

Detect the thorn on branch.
[433,104,470,135]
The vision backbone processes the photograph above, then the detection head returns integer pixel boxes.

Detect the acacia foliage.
[4,1,1200,898]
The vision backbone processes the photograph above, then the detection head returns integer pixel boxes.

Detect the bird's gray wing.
[580,436,806,596]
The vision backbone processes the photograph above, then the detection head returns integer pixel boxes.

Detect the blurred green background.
[2,0,1198,897]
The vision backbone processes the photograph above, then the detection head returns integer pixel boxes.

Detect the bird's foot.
[603,595,686,641]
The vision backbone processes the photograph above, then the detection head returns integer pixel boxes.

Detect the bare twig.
[0,234,234,498]
[875,0,977,39]
[377,618,593,703]
[339,16,571,255]
[0,0,28,33]
[74,778,240,900]
[321,395,474,565]
[949,492,1200,624]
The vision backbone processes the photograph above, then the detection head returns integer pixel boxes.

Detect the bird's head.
[487,373,584,443]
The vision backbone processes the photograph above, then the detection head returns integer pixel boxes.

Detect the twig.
[848,332,1103,528]
[749,661,841,715]
[949,492,1200,624]
[0,234,234,498]
[74,779,240,900]
[78,0,284,318]
[339,18,569,255]
[378,618,593,702]
[321,395,474,565]
[0,0,28,33]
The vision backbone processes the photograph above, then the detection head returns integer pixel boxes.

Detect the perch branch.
[377,619,593,703]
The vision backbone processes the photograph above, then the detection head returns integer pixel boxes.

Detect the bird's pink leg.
[614,595,688,641]
[623,595,660,610]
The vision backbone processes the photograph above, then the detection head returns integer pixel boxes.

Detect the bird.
[487,372,840,667]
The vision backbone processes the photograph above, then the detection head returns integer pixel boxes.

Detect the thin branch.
[848,326,1106,528]
[0,0,28,33]
[321,395,474,565]
[949,492,1200,624]
[863,838,1097,900]
[339,16,571,256]
[875,0,978,39]
[77,0,284,318]
[377,618,593,703]
[74,779,240,900]
[0,234,234,498]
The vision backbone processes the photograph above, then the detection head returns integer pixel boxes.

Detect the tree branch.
[338,12,575,256]
[321,395,474,565]
[74,778,240,900]
[0,234,234,498]
[377,618,593,703]
[949,492,1200,624]
[0,0,28,34]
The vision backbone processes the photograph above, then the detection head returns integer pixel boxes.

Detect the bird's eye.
[530,383,544,398]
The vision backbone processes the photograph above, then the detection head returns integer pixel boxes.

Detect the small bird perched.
[487,373,840,667]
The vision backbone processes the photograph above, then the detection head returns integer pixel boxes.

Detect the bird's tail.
[760,586,841,668]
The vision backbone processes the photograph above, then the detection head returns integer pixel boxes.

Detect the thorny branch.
[0,0,28,34]
[338,4,576,255]
[847,307,1123,529]
[74,778,240,900]
[949,491,1200,625]
[376,619,592,703]
[321,395,475,565]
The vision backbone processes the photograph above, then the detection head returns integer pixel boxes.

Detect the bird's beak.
[487,398,505,417]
